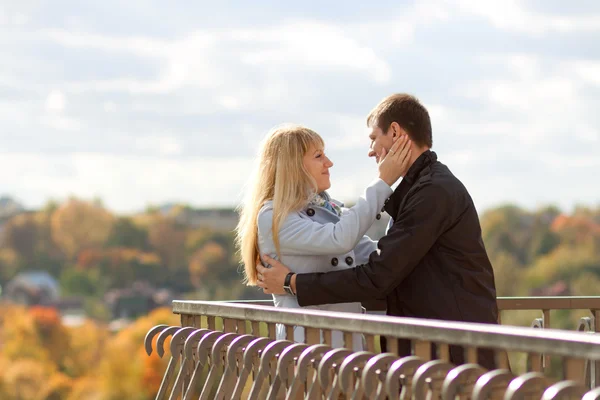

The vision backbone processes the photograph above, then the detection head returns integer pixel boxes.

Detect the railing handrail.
[497,296,600,310]
[173,300,600,360]
[215,296,600,310]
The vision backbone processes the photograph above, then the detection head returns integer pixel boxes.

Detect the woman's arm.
[353,235,378,264]
[258,179,392,256]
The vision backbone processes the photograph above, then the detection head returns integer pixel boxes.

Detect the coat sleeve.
[295,183,452,305]
[257,179,392,256]
[352,236,378,264]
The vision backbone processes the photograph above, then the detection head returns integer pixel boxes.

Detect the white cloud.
[237,20,392,84]
[568,60,600,86]
[0,152,254,212]
[40,114,81,131]
[45,90,66,112]
[325,114,371,151]
[452,0,600,35]
[0,1,598,213]
[134,135,183,157]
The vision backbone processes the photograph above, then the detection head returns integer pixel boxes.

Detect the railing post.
[543,309,551,370]
[594,309,600,388]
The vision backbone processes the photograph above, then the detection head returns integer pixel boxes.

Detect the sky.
[0,0,599,214]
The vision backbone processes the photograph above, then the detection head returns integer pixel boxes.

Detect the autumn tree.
[105,217,149,250]
[147,217,187,270]
[50,198,114,260]
[188,241,226,288]
[1,213,38,264]
[29,306,71,368]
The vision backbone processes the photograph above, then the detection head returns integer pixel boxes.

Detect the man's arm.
[294,184,452,306]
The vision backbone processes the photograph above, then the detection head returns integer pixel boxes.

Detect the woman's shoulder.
[257,201,302,234]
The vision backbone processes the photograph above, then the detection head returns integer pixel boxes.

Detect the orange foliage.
[29,306,70,367]
[76,248,105,269]
[141,349,164,394]
[29,306,61,330]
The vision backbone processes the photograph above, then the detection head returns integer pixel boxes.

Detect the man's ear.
[389,122,405,139]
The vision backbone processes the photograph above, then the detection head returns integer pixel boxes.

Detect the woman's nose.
[325,157,333,167]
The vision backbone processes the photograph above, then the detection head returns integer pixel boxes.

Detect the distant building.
[2,270,60,306]
[104,280,174,320]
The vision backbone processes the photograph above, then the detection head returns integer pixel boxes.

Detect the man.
[256,93,499,370]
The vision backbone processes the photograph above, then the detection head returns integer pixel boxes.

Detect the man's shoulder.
[407,161,470,207]
[430,161,468,192]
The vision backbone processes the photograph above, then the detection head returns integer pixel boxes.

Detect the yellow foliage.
[38,372,74,400]
[1,305,51,363]
[3,359,52,400]
[188,241,226,287]
[148,218,187,269]
[96,307,177,400]
[66,376,102,400]
[63,320,109,378]
[50,198,114,259]
[525,245,598,287]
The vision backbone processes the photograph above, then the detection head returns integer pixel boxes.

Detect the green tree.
[105,217,149,250]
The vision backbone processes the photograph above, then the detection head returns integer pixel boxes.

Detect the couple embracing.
[235,93,499,370]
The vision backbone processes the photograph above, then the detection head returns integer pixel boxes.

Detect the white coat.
[257,178,393,350]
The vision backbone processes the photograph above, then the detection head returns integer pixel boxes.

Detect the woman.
[235,124,411,349]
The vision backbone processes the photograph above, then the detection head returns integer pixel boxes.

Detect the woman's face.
[303,143,334,192]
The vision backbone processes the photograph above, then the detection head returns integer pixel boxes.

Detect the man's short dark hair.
[367,93,433,148]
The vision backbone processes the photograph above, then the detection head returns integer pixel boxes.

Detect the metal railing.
[144,297,600,399]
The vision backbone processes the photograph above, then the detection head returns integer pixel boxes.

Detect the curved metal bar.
[337,351,375,398]
[182,330,226,400]
[542,380,588,399]
[471,369,514,400]
[247,340,292,400]
[269,343,309,400]
[183,328,211,363]
[531,318,544,329]
[215,334,256,400]
[578,317,594,332]
[144,324,169,355]
[316,348,354,399]
[286,344,331,400]
[360,353,399,400]
[198,332,240,400]
[503,371,549,400]
[171,329,212,400]
[156,326,182,358]
[164,327,196,400]
[384,356,424,399]
[411,359,454,400]
[583,387,600,400]
[231,337,273,400]
[440,363,486,400]
[154,326,195,400]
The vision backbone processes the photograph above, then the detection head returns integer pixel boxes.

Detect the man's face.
[368,125,394,163]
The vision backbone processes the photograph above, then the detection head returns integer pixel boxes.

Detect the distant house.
[531,281,570,297]
[2,271,60,306]
[104,280,174,320]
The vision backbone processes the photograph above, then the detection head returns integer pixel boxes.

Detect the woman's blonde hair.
[235,124,324,286]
